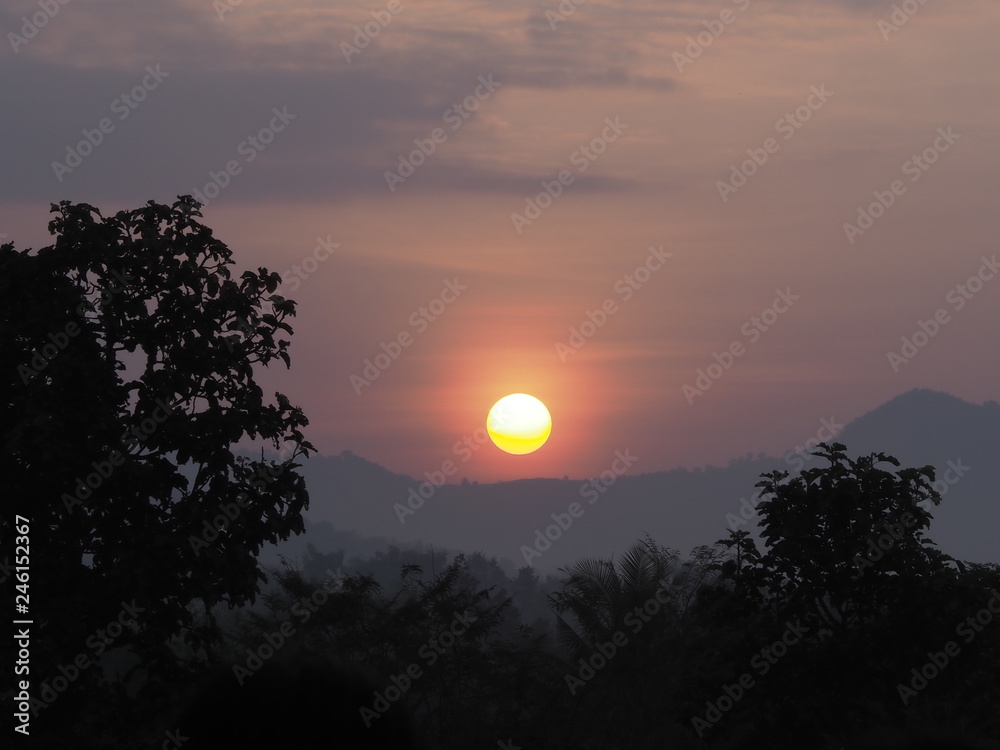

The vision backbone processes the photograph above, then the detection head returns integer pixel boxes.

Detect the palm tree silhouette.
[549,535,681,654]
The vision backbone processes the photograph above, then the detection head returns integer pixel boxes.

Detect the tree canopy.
[1,197,314,713]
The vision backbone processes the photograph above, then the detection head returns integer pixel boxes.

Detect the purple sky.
[2,0,998,481]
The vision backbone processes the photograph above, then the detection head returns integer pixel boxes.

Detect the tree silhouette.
[1,197,314,741]
[712,443,1000,745]
[549,535,680,654]
[725,443,959,634]
[227,555,567,750]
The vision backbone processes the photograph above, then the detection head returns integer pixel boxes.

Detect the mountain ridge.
[277,388,998,573]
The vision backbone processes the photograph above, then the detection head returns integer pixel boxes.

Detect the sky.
[2,0,999,482]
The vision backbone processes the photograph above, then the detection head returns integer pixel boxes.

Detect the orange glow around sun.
[430,342,595,478]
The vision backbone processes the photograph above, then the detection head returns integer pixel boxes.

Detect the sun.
[486,393,552,455]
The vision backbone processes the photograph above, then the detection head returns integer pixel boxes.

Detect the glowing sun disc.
[487,393,551,455]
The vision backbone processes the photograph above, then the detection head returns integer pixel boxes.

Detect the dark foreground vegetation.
[3,199,998,749]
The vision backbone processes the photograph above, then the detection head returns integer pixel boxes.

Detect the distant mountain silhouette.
[837,388,999,462]
[272,389,998,574]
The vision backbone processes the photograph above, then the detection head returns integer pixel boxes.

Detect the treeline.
[11,442,1000,748]
[150,446,1000,748]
